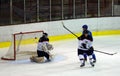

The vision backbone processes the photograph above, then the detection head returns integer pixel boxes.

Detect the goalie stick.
[62,22,117,56]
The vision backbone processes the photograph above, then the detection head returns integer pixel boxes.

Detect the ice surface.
[0,35,120,76]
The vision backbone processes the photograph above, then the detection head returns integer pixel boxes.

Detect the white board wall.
[0,17,120,42]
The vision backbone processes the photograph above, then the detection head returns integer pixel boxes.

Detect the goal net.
[1,30,44,60]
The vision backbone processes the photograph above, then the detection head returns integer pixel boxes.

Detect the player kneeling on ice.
[30,33,53,63]
[77,30,95,67]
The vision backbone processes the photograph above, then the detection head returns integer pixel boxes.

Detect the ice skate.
[80,63,85,67]
[90,62,95,67]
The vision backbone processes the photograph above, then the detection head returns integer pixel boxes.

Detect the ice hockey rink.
[0,35,120,76]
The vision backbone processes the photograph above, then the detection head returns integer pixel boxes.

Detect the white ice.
[0,35,120,76]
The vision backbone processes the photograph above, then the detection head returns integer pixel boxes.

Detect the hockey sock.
[88,55,94,67]
[79,55,85,66]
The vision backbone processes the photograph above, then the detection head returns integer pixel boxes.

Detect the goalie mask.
[43,33,48,37]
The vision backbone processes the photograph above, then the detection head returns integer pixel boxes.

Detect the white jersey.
[37,41,49,52]
[78,39,92,51]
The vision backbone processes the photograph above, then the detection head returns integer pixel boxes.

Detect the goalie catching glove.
[46,43,53,50]
[42,43,53,52]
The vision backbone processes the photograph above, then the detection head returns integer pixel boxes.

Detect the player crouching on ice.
[77,30,95,67]
[30,33,53,63]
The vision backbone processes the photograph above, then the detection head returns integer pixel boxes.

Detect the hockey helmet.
[82,25,88,29]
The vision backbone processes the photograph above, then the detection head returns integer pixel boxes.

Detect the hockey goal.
[1,30,44,60]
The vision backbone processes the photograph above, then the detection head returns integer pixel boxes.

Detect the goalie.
[30,33,53,63]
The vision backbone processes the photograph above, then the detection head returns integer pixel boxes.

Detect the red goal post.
[1,30,44,60]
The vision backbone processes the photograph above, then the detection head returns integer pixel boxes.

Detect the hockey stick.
[62,22,117,56]
[62,22,79,38]
[94,50,117,55]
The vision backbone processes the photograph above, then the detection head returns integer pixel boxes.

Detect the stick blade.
[111,52,117,55]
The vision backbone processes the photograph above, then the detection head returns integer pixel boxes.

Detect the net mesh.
[1,31,44,60]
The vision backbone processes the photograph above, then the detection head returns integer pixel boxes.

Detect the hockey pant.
[78,48,94,64]
[37,50,50,60]
[84,47,96,61]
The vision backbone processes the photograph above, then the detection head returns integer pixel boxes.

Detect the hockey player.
[78,30,95,67]
[82,25,96,63]
[30,33,53,63]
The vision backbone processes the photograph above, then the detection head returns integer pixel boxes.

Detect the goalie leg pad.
[30,56,35,62]
[30,56,44,63]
